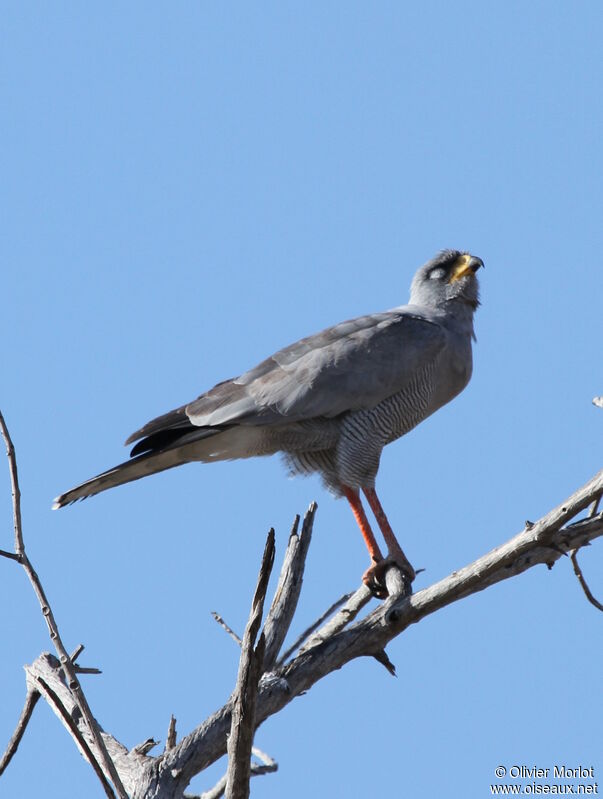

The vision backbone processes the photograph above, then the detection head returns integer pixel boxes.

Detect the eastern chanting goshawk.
[54,249,483,597]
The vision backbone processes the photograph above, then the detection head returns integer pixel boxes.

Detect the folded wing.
[130,310,447,443]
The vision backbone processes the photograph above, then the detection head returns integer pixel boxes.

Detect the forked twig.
[569,489,603,612]
[0,411,128,799]
[225,530,275,799]
[263,504,316,670]
[211,611,242,646]
[36,675,116,798]
[157,478,603,788]
[199,747,278,799]
[297,584,372,654]
[0,548,20,561]
[0,688,40,775]
[277,591,353,666]
[570,549,603,612]
[2,396,602,798]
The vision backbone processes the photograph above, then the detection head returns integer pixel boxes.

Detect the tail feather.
[52,444,199,508]
[53,425,269,509]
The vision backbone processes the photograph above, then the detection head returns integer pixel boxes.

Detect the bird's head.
[410,250,483,310]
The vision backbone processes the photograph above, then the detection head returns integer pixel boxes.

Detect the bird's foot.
[362,555,416,599]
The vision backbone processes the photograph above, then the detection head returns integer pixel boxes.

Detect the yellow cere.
[449,254,474,282]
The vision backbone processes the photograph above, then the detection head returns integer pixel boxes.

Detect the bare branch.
[225,530,275,799]
[199,748,277,799]
[277,591,353,666]
[0,411,128,799]
[250,746,277,775]
[3,398,602,798]
[70,644,85,662]
[199,775,228,799]
[165,715,177,752]
[263,503,316,670]
[298,585,372,654]
[569,494,603,612]
[70,645,102,675]
[0,548,21,561]
[152,472,603,788]
[0,411,24,555]
[210,612,242,647]
[371,649,396,676]
[73,665,103,675]
[570,548,603,612]
[384,563,410,597]
[0,688,40,775]
[36,673,116,799]
[25,653,147,795]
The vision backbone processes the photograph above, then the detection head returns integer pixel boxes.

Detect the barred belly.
[335,361,436,489]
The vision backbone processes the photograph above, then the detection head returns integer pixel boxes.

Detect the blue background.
[2,3,602,797]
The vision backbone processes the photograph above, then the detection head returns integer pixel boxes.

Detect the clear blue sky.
[2,3,602,797]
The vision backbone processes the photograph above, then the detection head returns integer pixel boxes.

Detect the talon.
[362,563,389,598]
[362,555,416,599]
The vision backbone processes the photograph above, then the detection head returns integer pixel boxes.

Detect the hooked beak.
[449,254,484,282]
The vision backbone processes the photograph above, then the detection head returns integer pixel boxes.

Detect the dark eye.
[429,267,445,280]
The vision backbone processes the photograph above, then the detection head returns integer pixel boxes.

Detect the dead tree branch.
[276,590,353,666]
[1,401,602,799]
[165,717,177,753]
[199,748,277,799]
[0,687,40,776]
[22,653,149,795]
[225,530,274,799]
[145,470,603,795]
[210,612,242,647]
[0,412,128,799]
[570,549,603,612]
[568,491,603,612]
[263,506,315,671]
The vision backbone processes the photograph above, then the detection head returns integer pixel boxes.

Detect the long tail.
[52,444,199,508]
[53,424,268,509]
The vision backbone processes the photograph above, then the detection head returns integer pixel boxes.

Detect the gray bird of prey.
[54,249,483,597]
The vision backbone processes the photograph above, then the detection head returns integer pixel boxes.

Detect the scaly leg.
[363,486,416,586]
[341,485,388,598]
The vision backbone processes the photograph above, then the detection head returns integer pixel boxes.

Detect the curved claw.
[362,556,416,599]
[362,563,389,599]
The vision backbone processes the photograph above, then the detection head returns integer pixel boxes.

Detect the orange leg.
[342,486,384,565]
[363,487,416,581]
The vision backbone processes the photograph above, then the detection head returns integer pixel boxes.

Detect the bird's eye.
[429,267,445,280]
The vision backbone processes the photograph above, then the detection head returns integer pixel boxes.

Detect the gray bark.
[2,414,602,799]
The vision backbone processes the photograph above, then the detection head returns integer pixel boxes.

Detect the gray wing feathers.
[54,309,448,508]
[125,406,186,446]
[185,311,446,427]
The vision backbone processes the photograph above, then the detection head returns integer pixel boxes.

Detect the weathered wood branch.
[263,505,315,671]
[0,687,40,776]
[570,549,603,612]
[22,653,150,795]
[1,401,601,799]
[165,717,177,753]
[199,748,277,799]
[276,590,353,666]
[0,411,129,799]
[142,469,603,796]
[225,530,274,799]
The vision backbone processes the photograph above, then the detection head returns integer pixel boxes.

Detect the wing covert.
[186,311,447,426]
